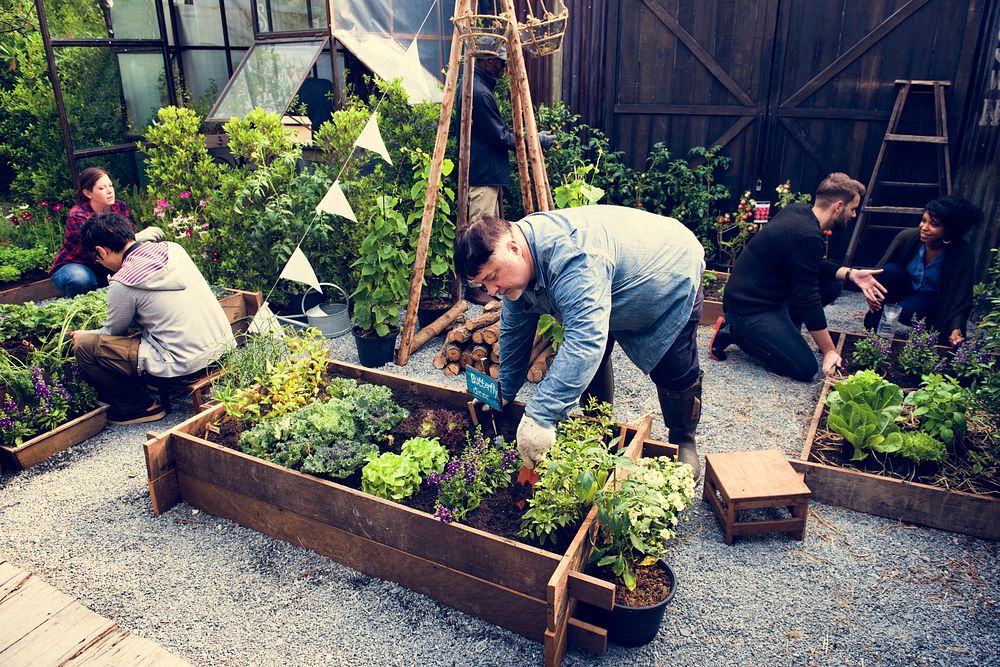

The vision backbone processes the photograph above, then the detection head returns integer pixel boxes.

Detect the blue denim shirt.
[907,244,944,293]
[499,205,705,428]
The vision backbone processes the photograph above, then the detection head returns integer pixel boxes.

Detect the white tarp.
[333,30,443,104]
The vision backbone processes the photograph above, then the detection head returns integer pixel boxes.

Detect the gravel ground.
[1,290,997,667]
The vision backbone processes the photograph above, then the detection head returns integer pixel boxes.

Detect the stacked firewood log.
[432,301,556,382]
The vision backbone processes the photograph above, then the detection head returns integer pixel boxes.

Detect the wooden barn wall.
[955,0,1000,275]
[558,0,608,128]
[513,0,555,105]
[595,0,986,265]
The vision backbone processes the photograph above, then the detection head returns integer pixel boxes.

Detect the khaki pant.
[73,333,153,413]
[468,185,503,222]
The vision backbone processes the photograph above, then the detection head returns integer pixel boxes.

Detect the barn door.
[761,0,981,263]
[604,0,780,189]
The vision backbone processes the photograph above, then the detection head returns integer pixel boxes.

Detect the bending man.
[455,206,706,479]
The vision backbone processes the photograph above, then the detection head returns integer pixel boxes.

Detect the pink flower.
[179,191,191,199]
[198,199,207,208]
[52,203,63,212]
[156,199,170,209]
[39,201,48,207]
[185,229,193,237]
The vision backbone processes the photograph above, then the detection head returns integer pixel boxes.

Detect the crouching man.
[455,206,706,479]
[69,212,236,425]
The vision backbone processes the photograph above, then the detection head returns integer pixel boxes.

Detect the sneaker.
[708,316,732,361]
[108,402,166,426]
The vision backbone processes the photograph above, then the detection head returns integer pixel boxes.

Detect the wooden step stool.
[703,450,811,545]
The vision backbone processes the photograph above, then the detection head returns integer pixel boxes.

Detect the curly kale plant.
[904,374,968,446]
[826,370,904,461]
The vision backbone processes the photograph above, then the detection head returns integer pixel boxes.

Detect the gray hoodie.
[91,241,236,378]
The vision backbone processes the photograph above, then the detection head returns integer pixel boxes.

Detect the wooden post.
[500,0,552,211]
[456,52,476,231]
[407,300,469,355]
[510,79,536,213]
[396,0,470,367]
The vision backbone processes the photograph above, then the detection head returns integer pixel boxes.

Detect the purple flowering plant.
[0,363,98,447]
[948,330,994,385]
[851,332,892,372]
[897,318,942,377]
[430,426,518,523]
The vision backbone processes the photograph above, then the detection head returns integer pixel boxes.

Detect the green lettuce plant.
[826,370,904,461]
[362,451,423,501]
[401,436,448,476]
[897,431,947,465]
[904,374,968,446]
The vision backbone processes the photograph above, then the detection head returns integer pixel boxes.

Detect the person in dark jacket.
[709,173,887,381]
[863,195,983,346]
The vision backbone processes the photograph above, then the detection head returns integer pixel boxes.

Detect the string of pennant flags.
[251,4,438,333]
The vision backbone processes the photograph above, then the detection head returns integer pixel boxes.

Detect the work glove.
[516,414,556,469]
[135,226,165,243]
[538,131,556,149]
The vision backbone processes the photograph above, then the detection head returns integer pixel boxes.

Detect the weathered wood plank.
[69,630,191,666]
[177,472,550,641]
[0,278,63,305]
[790,459,1000,540]
[0,404,108,472]
[0,577,75,650]
[0,602,114,666]
[172,432,563,598]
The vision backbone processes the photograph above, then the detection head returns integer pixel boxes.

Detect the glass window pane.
[56,46,131,150]
[259,0,327,33]
[391,1,439,35]
[118,52,169,133]
[181,50,229,106]
[78,153,142,193]
[210,40,326,120]
[174,0,226,46]
[109,0,160,39]
[225,0,254,46]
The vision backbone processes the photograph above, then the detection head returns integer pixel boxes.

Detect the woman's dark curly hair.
[924,195,984,241]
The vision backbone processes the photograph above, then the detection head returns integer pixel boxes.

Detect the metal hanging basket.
[518,3,568,57]
[452,12,510,58]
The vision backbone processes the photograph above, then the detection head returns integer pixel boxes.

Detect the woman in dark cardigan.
[863,195,983,346]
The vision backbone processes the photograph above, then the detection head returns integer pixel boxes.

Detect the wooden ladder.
[844,80,952,265]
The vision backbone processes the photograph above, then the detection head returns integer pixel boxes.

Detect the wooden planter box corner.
[144,360,658,666]
[0,403,109,472]
[0,278,63,305]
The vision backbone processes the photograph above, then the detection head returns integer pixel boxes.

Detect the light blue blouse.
[499,205,705,428]
[907,244,944,293]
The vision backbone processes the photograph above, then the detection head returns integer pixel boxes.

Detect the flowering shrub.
[0,364,98,447]
[0,201,66,254]
[716,190,756,267]
[851,332,892,372]
[428,427,519,523]
[897,318,941,377]
[948,331,993,385]
[590,456,695,590]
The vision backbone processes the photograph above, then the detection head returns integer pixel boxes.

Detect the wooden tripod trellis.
[396,0,553,366]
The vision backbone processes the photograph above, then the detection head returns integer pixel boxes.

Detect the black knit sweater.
[723,203,840,331]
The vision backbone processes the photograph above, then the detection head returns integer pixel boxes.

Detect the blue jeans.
[51,263,98,297]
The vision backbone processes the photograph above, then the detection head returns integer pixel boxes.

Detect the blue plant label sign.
[466,368,501,411]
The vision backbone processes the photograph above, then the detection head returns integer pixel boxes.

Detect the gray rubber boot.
[656,372,703,482]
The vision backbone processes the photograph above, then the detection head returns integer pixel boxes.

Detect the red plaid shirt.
[49,200,134,275]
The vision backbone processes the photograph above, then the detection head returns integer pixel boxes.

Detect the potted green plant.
[351,195,414,367]
[579,454,696,647]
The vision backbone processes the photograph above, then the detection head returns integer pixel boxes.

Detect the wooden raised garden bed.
[789,332,999,541]
[700,270,727,326]
[0,277,62,305]
[0,403,108,472]
[144,360,659,666]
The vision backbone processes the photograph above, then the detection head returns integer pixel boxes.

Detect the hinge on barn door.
[843,80,953,266]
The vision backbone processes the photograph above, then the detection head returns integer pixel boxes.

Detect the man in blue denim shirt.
[455,205,706,479]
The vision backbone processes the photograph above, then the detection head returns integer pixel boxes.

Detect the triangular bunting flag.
[315,180,358,222]
[279,246,323,294]
[397,41,437,104]
[355,113,392,165]
[248,301,285,337]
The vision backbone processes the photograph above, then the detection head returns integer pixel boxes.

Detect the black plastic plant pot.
[576,560,676,648]
[417,299,453,328]
[353,326,399,368]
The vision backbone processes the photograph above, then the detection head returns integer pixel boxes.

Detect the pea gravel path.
[1,291,997,667]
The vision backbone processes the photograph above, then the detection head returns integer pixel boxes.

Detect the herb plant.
[904,374,968,446]
[0,245,52,284]
[590,456,695,590]
[519,400,620,544]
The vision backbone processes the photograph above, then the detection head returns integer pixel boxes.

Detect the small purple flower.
[425,471,441,488]
[464,461,478,484]
[501,447,518,468]
[445,459,460,477]
[434,505,455,524]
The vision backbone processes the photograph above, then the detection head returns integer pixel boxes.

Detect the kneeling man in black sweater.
[709,173,886,381]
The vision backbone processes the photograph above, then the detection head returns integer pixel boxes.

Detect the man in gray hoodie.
[68,211,236,425]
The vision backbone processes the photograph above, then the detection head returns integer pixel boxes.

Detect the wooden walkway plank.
[0,603,115,666]
[0,577,76,650]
